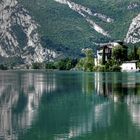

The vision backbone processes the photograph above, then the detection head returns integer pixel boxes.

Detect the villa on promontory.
[94,41,140,72]
[94,41,127,66]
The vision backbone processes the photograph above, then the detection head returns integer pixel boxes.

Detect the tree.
[82,48,93,58]
[77,58,85,70]
[32,62,42,69]
[128,45,139,60]
[45,62,56,69]
[112,44,127,63]
[55,58,77,70]
[137,47,140,60]
[77,48,94,72]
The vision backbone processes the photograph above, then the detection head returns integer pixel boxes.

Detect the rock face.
[1,0,140,64]
[125,14,140,44]
[0,0,56,64]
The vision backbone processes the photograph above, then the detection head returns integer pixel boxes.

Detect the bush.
[104,59,121,72]
[32,63,42,69]
[93,64,121,72]
[93,65,106,72]
[45,62,56,69]
[109,65,121,72]
[53,58,77,70]
[84,62,94,72]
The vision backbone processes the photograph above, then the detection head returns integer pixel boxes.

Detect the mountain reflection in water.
[0,71,57,140]
[0,71,140,140]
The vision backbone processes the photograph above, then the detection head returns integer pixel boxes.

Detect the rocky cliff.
[0,0,57,64]
[125,14,140,44]
[1,0,140,64]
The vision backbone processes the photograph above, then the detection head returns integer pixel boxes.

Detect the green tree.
[112,44,127,63]
[137,47,140,60]
[55,58,77,70]
[77,48,94,72]
[45,62,56,69]
[32,62,42,69]
[77,58,85,71]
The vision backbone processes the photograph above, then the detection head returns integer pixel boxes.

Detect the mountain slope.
[53,0,140,42]
[55,0,113,37]
[1,0,140,64]
[19,0,140,51]
[0,0,57,64]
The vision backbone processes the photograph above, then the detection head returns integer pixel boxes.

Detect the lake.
[0,71,140,140]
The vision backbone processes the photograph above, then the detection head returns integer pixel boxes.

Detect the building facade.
[120,61,139,72]
[95,41,127,66]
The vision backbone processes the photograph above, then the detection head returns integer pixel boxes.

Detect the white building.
[95,41,127,66]
[120,61,139,72]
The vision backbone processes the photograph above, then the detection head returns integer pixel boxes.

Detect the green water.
[0,71,140,140]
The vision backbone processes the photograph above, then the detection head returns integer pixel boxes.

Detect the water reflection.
[95,72,140,102]
[0,71,140,140]
[82,73,95,94]
[0,71,57,140]
[94,72,140,131]
[52,73,112,140]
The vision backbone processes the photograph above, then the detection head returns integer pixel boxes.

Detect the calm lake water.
[0,71,140,140]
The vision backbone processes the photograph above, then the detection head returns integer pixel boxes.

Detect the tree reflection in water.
[95,72,140,102]
[95,72,140,131]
